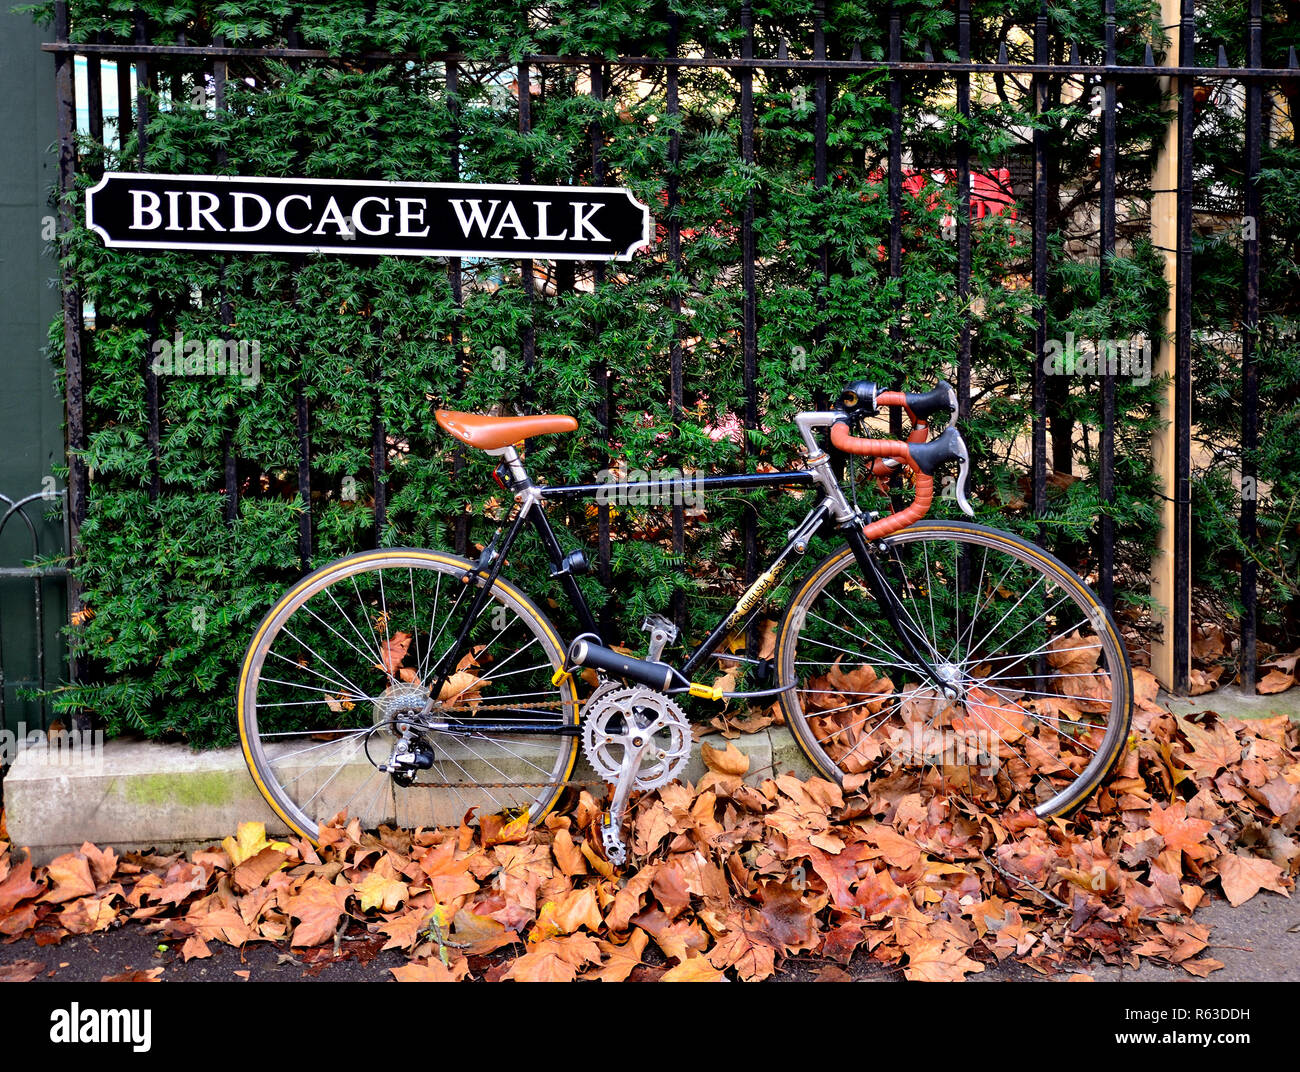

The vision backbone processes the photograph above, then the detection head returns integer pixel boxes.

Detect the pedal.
[641,614,678,664]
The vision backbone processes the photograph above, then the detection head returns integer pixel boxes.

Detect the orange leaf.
[701,741,749,777]
[1256,670,1294,695]
[586,930,649,982]
[1215,853,1289,907]
[286,877,349,947]
[391,957,469,982]
[181,936,213,962]
[41,853,96,904]
[661,952,728,982]
[377,631,413,676]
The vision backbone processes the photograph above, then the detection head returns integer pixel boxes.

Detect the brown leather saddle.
[435,409,578,452]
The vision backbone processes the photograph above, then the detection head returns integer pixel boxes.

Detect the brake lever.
[952,433,975,517]
[906,426,976,517]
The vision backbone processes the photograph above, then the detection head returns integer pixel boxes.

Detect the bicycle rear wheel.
[776,521,1132,817]
[237,549,580,842]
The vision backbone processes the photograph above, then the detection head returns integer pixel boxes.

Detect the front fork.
[841,523,960,701]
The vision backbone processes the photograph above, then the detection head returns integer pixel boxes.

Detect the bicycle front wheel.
[238,549,580,842]
[776,522,1132,817]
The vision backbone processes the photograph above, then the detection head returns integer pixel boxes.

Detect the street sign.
[85,173,653,261]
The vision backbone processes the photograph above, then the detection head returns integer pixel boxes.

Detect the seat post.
[494,444,531,487]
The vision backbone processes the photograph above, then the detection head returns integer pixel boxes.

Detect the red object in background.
[649,167,1016,257]
[652,189,738,248]
[865,166,1018,258]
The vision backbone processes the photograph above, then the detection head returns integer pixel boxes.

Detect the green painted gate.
[0,9,69,738]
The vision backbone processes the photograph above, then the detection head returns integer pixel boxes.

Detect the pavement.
[1,679,1296,981]
[1158,683,1300,723]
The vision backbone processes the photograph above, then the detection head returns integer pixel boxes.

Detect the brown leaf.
[181,936,213,962]
[1188,666,1224,696]
[1047,631,1101,675]
[551,828,588,878]
[1256,670,1295,695]
[79,843,119,887]
[101,967,164,982]
[451,909,516,956]
[232,847,287,893]
[416,841,481,901]
[1149,801,1215,867]
[535,887,603,936]
[1177,717,1241,781]
[1192,622,1226,661]
[376,910,428,953]
[1215,853,1290,907]
[285,877,349,947]
[0,856,43,915]
[701,741,749,777]
[902,938,985,982]
[756,881,819,954]
[391,957,470,982]
[661,953,728,982]
[0,959,45,982]
[377,631,413,676]
[707,909,779,981]
[651,862,692,920]
[867,826,922,871]
[41,853,95,904]
[586,930,649,983]
[60,896,118,934]
[502,946,578,982]
[437,670,485,705]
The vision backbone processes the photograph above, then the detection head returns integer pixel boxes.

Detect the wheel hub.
[372,681,430,734]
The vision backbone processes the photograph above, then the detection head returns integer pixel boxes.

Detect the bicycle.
[237,379,1133,864]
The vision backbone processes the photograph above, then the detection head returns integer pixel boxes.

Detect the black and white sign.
[85,173,653,260]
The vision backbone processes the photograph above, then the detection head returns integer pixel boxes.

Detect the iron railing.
[41,0,1296,696]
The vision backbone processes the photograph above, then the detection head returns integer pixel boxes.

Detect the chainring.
[581,685,692,790]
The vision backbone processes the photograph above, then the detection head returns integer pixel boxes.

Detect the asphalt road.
[1,888,1293,983]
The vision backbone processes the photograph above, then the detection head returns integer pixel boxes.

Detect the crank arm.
[601,729,657,866]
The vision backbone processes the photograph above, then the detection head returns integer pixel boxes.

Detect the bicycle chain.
[409,698,605,789]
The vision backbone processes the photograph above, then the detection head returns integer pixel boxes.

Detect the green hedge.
[35,0,1284,745]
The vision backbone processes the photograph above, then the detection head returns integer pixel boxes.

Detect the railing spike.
[1069,41,1080,66]
[850,41,862,62]
[998,40,1008,65]
[1144,43,1156,66]
[922,39,934,62]
[1217,44,1229,68]
[1289,45,1299,68]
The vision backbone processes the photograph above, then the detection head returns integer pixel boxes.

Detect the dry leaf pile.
[0,668,1296,982]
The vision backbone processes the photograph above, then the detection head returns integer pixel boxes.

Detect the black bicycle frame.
[422,465,946,728]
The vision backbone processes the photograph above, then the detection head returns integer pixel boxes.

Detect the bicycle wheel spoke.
[781,525,1130,819]
[241,554,575,840]
[276,624,374,702]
